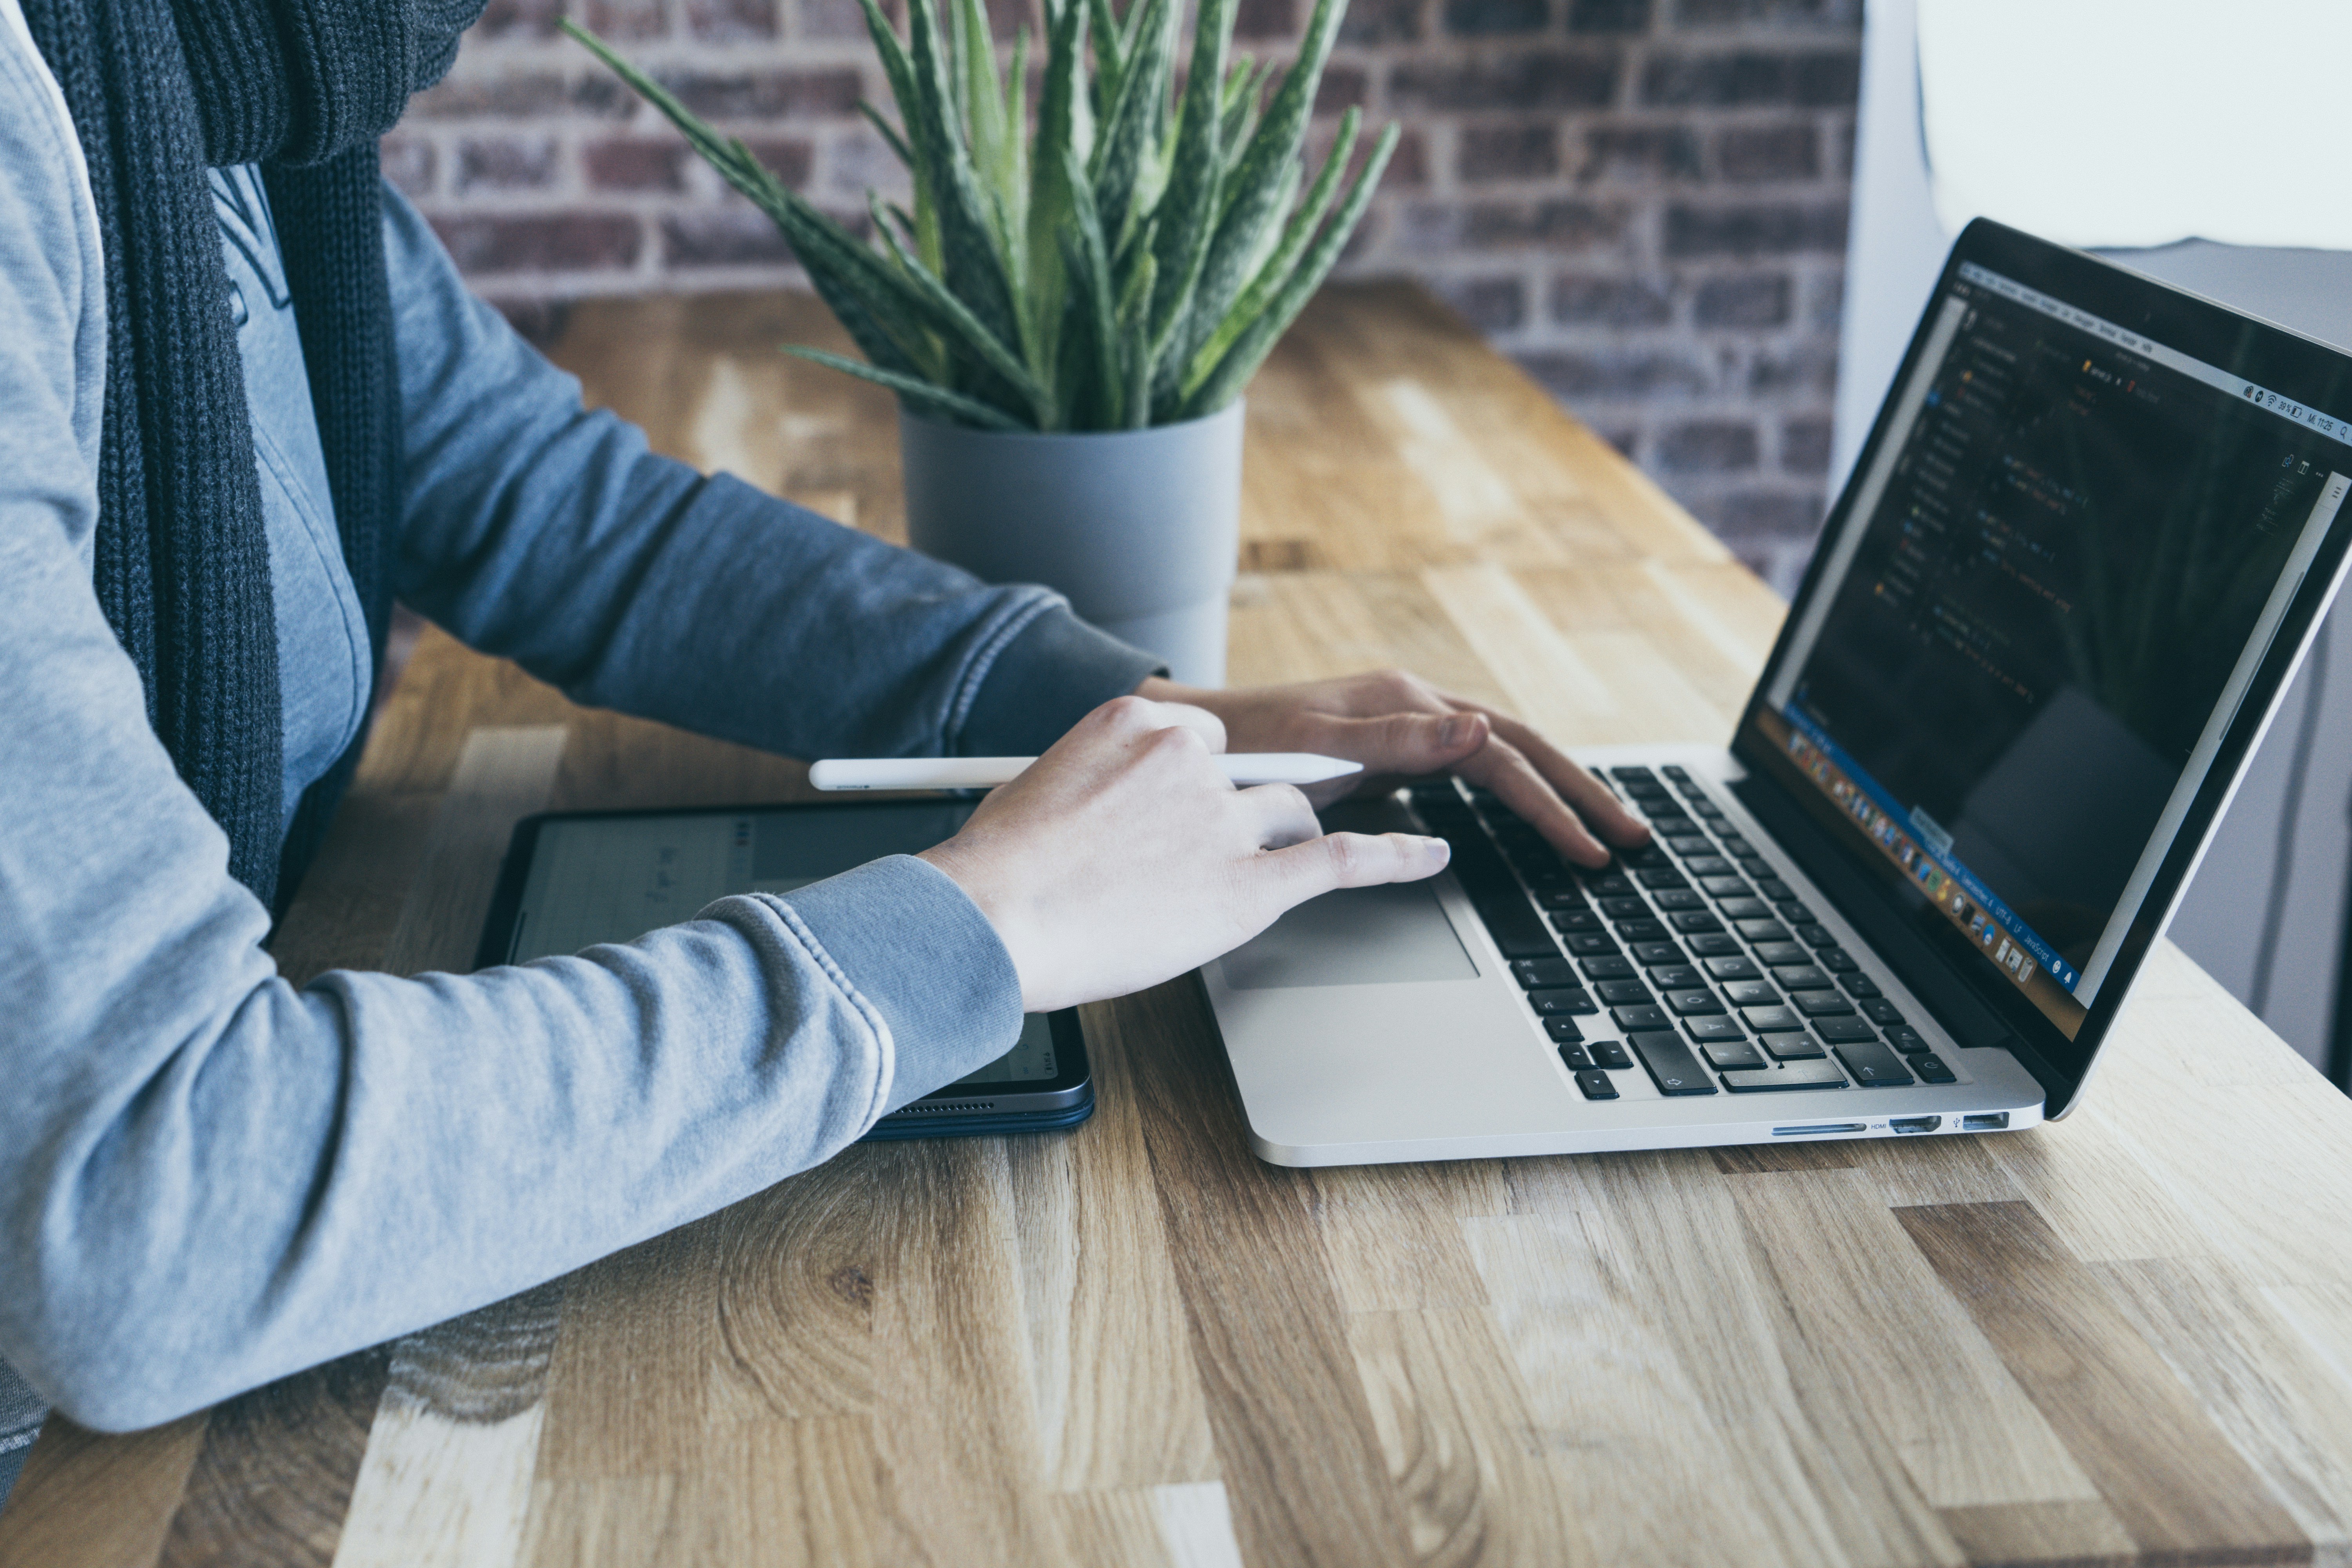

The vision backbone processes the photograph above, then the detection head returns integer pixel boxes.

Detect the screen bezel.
[475,800,1093,1108]
[1733,217,2352,1115]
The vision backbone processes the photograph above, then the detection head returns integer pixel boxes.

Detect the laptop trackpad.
[1220,880,1477,990]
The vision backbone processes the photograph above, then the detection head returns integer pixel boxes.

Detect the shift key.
[1834,1037,1916,1087]
[1627,1031,1719,1096]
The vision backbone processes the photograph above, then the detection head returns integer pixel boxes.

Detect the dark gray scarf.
[21,0,484,914]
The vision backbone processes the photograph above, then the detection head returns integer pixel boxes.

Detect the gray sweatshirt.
[0,5,1156,1440]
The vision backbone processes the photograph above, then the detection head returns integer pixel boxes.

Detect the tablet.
[475,800,1092,1139]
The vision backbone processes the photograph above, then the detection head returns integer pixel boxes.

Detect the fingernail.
[1424,835,1451,864]
[1440,714,1475,747]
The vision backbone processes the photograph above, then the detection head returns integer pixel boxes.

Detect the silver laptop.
[1207,219,2352,1166]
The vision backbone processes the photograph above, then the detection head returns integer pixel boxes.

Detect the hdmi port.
[1961,1112,2010,1131]
[1889,1115,1942,1134]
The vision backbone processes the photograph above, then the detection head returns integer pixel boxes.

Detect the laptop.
[1206,218,2352,1166]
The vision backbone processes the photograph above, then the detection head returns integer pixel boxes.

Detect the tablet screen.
[503,805,1062,1085]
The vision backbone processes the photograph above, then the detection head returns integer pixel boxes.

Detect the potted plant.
[566,0,1396,684]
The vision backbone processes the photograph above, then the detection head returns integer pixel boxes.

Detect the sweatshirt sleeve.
[0,94,1027,1432]
[383,183,1162,761]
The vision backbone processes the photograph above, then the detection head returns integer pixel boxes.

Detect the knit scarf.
[20,0,483,914]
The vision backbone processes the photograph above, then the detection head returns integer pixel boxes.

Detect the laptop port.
[1772,1123,1867,1136]
[1889,1115,1942,1134]
[1961,1111,2010,1131]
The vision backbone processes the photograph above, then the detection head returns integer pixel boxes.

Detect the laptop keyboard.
[1406,766,1961,1100]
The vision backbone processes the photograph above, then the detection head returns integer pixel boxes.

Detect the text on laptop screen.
[1758,261,2350,1038]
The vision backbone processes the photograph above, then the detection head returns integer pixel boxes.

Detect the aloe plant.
[563,0,1396,432]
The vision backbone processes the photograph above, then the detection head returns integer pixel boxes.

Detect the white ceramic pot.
[899,401,1245,687]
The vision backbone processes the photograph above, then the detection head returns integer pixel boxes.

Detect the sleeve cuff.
[955,601,1166,756]
[773,854,1025,1114]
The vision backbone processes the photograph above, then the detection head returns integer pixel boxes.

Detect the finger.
[1146,699,1229,753]
[1453,736,1615,868]
[1432,690,1650,849]
[1301,709,1489,778]
[1085,694,1230,755]
[1267,830,1451,901]
[1238,782,1323,850]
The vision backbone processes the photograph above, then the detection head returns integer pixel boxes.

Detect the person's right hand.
[916,695,1452,1013]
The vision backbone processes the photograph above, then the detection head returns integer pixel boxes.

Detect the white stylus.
[809,753,1365,791]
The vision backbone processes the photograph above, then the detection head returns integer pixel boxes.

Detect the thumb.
[1310,710,1489,775]
[1263,830,1452,906]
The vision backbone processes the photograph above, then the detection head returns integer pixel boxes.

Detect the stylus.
[809,754,1366,791]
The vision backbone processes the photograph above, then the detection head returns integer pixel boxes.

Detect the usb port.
[1889,1115,1942,1134]
[1961,1111,2010,1131]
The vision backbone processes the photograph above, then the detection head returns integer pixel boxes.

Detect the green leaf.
[903,0,1025,391]
[1144,0,1233,353]
[866,191,1051,425]
[1090,0,1173,249]
[1086,0,1125,111]
[1062,145,1123,428]
[1025,0,1093,422]
[781,345,1026,429]
[1217,56,1264,158]
[1183,121,1397,418]
[1118,247,1158,427]
[1184,106,1354,390]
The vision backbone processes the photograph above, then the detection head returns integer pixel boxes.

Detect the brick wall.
[397,0,1861,589]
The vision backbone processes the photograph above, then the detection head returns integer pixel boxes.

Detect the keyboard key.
[1599,896,1648,920]
[1610,765,1660,784]
[1716,833,1754,855]
[1612,1004,1670,1032]
[1775,900,1816,925]
[1722,979,1780,1007]
[1701,1036,1768,1071]
[1670,911,1724,935]
[1540,887,1592,911]
[1684,856,1735,878]
[1818,948,1859,973]
[1795,991,1854,1018]
[1616,920,1670,944]
[1551,906,1602,932]
[1694,801,1726,820]
[1581,955,1635,982]
[1559,1042,1594,1070]
[1755,877,1795,902]
[1741,1004,1805,1033]
[1651,889,1705,911]
[1631,941,1688,967]
[1637,867,1689,890]
[1590,874,1636,898]
[1528,987,1598,1016]
[1811,1017,1878,1044]
[1834,1039,1916,1087]
[1704,954,1762,981]
[1575,1068,1619,1100]
[1700,876,1755,899]
[1860,998,1908,1027]
[1666,988,1726,1016]
[1773,964,1831,990]
[1684,1014,1746,1044]
[1717,897,1773,921]
[1545,1017,1586,1044]
[1796,924,1838,948]
[1590,1040,1633,1070]
[1566,932,1620,957]
[1755,941,1811,967]
[1722,1059,1849,1092]
[1661,765,1689,780]
[1597,980,1654,1006]
[1883,1026,1930,1054]
[1627,1031,1719,1096]
[1685,933,1742,958]
[1663,833,1714,858]
[1513,958,1578,990]
[1913,1053,1957,1084]
[1840,973,1882,998]
[1735,919,1791,944]
[1760,1030,1826,1060]
[1651,965,1705,991]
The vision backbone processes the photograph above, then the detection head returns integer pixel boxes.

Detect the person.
[0,0,1648,1463]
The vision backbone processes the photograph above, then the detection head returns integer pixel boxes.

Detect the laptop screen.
[1751,256,2351,1042]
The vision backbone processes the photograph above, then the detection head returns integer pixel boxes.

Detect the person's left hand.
[1136,670,1651,868]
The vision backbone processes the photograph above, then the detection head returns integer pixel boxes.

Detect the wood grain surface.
[7,282,2352,1568]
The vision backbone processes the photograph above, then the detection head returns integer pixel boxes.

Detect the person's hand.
[917,695,1450,1013]
[1136,670,1650,868]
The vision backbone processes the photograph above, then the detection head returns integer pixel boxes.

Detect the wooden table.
[8,283,2352,1568]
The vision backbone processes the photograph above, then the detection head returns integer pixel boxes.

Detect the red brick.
[798,0,894,38]
[1568,0,1651,29]
[1746,342,1838,394]
[665,68,864,121]
[1312,121,1430,189]
[1781,416,1832,472]
[1711,487,1823,537]
[1444,0,1548,36]
[1519,348,1711,398]
[379,134,436,198]
[686,0,779,37]
[1388,51,1621,112]
[1314,66,1371,114]
[1717,124,1816,181]
[473,0,564,39]
[434,213,643,273]
[410,71,630,119]
[1575,123,1702,182]
[579,0,669,38]
[1400,198,1629,253]
[1663,201,1845,257]
[583,137,693,191]
[1552,273,1671,325]
[1436,274,1528,331]
[1678,0,1858,21]
[1339,0,1425,44]
[1693,271,1789,326]
[1640,49,1857,107]
[1236,0,1298,38]
[737,137,817,190]
[1459,123,1561,182]
[1656,419,1758,472]
[456,135,561,192]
